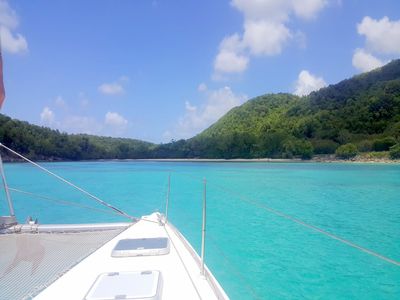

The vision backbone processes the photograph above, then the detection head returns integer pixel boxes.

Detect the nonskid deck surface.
[0,225,128,300]
[31,213,227,300]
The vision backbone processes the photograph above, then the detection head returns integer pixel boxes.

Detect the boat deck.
[29,213,227,299]
[0,224,128,300]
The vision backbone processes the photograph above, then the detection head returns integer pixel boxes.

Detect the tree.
[389,144,400,159]
[312,139,339,154]
[335,143,358,159]
[283,139,314,159]
[373,137,397,151]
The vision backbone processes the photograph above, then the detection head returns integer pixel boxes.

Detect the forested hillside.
[174,59,400,159]
[1,59,400,160]
[0,114,154,160]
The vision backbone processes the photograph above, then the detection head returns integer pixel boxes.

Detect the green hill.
[0,114,154,160]
[1,59,400,160]
[163,59,400,159]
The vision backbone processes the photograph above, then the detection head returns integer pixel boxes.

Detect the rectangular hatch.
[84,270,163,300]
[111,237,170,257]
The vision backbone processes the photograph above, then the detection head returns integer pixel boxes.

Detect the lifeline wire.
[8,187,125,218]
[0,143,136,221]
[174,170,400,268]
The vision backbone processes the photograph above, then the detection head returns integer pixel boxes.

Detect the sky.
[1,0,400,143]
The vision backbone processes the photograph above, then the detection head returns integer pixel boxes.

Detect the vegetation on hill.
[1,59,400,161]
[0,114,154,160]
[161,59,400,159]
[335,143,358,159]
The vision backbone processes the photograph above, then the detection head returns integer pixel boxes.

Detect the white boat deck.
[33,213,228,300]
[0,224,128,300]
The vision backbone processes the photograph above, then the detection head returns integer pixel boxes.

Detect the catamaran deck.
[0,223,129,300]
[0,213,227,300]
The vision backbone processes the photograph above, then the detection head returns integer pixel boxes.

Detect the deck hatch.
[84,270,162,300]
[111,237,170,257]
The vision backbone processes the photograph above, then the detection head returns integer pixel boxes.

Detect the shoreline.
[3,157,399,164]
[127,157,400,164]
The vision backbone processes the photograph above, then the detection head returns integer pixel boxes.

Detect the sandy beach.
[130,155,400,164]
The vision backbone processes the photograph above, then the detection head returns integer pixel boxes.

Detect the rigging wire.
[173,170,400,268]
[8,187,126,218]
[0,143,136,221]
[161,172,261,298]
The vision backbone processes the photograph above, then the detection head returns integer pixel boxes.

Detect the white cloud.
[214,34,249,74]
[0,1,28,54]
[0,0,17,29]
[352,16,400,72]
[352,48,384,72]
[98,76,129,95]
[59,114,128,137]
[173,86,247,139]
[214,50,249,73]
[213,0,327,76]
[0,26,27,53]
[40,107,55,124]
[38,100,130,137]
[105,112,128,128]
[292,0,327,20]
[46,113,128,137]
[231,0,326,21]
[218,33,245,53]
[357,16,400,55]
[243,20,292,55]
[231,0,290,23]
[39,104,102,135]
[98,82,124,95]
[294,70,327,96]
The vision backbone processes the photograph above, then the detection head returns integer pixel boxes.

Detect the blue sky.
[1,0,400,143]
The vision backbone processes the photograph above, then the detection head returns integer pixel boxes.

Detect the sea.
[1,161,399,300]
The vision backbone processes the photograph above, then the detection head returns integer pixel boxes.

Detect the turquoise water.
[1,161,399,299]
